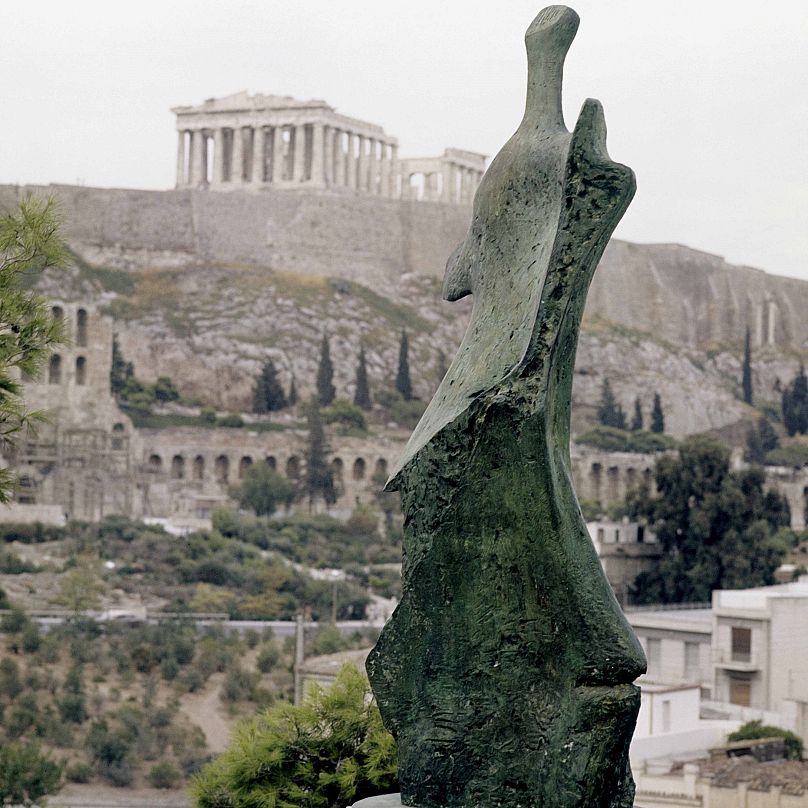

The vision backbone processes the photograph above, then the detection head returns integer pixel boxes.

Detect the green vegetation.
[395,330,412,402]
[235,463,295,517]
[742,327,753,404]
[191,664,397,808]
[322,399,367,435]
[253,359,288,413]
[728,720,803,761]
[75,260,136,296]
[376,388,426,429]
[782,365,808,436]
[744,417,779,464]
[0,196,68,501]
[630,397,643,431]
[316,334,336,406]
[596,379,625,429]
[650,392,665,433]
[304,402,336,508]
[628,435,793,604]
[575,425,676,454]
[0,741,62,806]
[353,346,372,411]
[764,442,808,468]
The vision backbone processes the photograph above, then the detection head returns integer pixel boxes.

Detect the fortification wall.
[2,183,807,350]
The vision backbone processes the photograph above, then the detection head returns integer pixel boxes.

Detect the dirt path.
[178,672,233,754]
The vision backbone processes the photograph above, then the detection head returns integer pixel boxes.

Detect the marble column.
[347,133,358,190]
[441,161,452,203]
[323,127,333,186]
[272,126,284,184]
[379,143,390,197]
[176,131,186,187]
[231,127,244,184]
[367,138,378,194]
[390,144,399,197]
[292,125,306,182]
[213,129,225,185]
[190,130,205,186]
[312,123,325,186]
[427,172,440,201]
[252,127,266,183]
[356,136,367,191]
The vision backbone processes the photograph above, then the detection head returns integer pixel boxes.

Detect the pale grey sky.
[2,1,806,279]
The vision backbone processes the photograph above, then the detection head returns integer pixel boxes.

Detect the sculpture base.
[350,797,403,808]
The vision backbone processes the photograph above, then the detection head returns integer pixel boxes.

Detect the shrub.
[0,551,37,574]
[200,406,217,424]
[148,761,182,789]
[221,664,258,703]
[99,760,133,787]
[728,720,804,760]
[765,443,808,468]
[256,643,281,674]
[0,608,28,633]
[0,657,23,699]
[308,623,350,657]
[65,761,94,783]
[575,425,676,453]
[217,413,244,428]
[190,665,397,808]
[20,622,41,653]
[322,399,367,433]
[0,742,62,806]
[58,692,87,724]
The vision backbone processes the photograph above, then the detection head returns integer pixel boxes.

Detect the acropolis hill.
[1,91,807,526]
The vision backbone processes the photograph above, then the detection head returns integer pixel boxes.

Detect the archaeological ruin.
[173,91,486,203]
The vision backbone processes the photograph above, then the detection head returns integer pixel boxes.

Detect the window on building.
[148,454,162,473]
[51,305,64,321]
[684,641,700,679]
[171,455,185,480]
[597,527,605,543]
[352,457,366,481]
[265,455,276,470]
[76,309,88,346]
[646,638,661,673]
[215,455,229,484]
[48,354,61,384]
[239,456,253,479]
[731,627,752,662]
[375,458,388,478]
[637,525,645,543]
[75,356,87,385]
[662,700,671,733]
[730,679,751,707]
[286,456,300,479]
[193,455,205,481]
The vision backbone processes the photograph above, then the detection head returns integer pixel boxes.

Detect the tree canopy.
[0,741,62,807]
[236,462,295,517]
[0,197,67,502]
[782,365,808,436]
[253,359,288,413]
[629,434,791,604]
[353,345,371,411]
[316,334,336,407]
[650,392,665,434]
[395,330,412,401]
[191,664,397,808]
[304,400,336,508]
[742,326,753,405]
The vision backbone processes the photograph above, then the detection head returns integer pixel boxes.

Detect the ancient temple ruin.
[172,91,486,202]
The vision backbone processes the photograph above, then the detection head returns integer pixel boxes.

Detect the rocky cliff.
[3,183,805,438]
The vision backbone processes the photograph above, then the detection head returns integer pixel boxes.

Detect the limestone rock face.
[367,7,645,807]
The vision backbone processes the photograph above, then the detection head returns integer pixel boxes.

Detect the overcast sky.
[2,1,806,279]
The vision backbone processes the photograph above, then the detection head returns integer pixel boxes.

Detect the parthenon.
[172,91,486,204]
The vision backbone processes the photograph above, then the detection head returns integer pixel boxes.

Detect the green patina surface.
[366,7,646,807]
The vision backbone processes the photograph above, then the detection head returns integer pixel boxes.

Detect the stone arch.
[353,457,367,481]
[643,468,653,485]
[331,457,344,482]
[193,455,205,481]
[374,458,388,479]
[626,468,637,491]
[607,466,620,501]
[75,356,87,385]
[590,462,602,500]
[215,455,230,484]
[111,422,126,451]
[239,456,253,479]
[48,354,62,384]
[265,455,277,470]
[148,454,163,473]
[286,455,301,479]
[76,309,88,346]
[51,305,64,321]
[171,455,185,480]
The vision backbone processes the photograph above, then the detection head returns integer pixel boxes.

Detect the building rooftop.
[714,579,808,611]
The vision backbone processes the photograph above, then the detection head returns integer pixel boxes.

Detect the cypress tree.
[110,335,133,395]
[631,397,643,431]
[353,346,372,411]
[304,400,336,508]
[316,334,336,406]
[253,359,287,413]
[288,375,298,407]
[783,365,808,436]
[650,392,665,434]
[742,326,753,404]
[597,379,625,429]
[395,330,412,401]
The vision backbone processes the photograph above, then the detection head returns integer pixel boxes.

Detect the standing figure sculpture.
[366,6,646,808]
